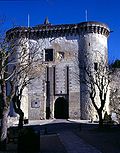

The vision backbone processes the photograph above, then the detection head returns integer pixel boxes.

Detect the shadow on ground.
[1,120,120,153]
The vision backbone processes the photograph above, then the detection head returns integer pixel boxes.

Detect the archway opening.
[54,97,68,119]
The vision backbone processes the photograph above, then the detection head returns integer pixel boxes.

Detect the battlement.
[78,21,110,37]
[7,19,110,120]
[6,21,110,40]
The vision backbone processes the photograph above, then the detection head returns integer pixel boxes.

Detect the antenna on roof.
[28,14,30,27]
[85,9,88,22]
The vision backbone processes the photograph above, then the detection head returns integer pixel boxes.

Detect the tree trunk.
[13,95,24,129]
[0,107,9,151]
[18,110,24,129]
[0,80,8,151]
[98,110,103,129]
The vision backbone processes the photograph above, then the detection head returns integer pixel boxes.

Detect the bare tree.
[12,49,43,129]
[0,29,44,150]
[0,36,16,150]
[80,52,111,128]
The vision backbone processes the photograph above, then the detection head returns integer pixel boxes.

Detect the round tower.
[78,21,110,120]
[6,20,110,121]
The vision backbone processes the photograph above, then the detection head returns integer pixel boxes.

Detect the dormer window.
[45,49,53,61]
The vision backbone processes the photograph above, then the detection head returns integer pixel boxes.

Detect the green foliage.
[111,59,120,68]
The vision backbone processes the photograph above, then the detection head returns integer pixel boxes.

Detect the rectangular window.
[94,62,98,71]
[45,49,53,61]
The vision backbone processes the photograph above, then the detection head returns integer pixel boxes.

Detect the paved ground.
[59,131,101,153]
[40,119,102,153]
[40,130,102,153]
[0,119,102,153]
[40,134,67,153]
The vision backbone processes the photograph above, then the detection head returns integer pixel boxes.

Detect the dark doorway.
[54,97,68,119]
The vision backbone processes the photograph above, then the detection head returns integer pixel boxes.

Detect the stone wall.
[8,21,110,121]
[79,32,108,120]
[28,67,46,120]
[27,35,81,120]
[22,32,109,120]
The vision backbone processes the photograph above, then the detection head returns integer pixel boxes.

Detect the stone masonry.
[6,19,110,120]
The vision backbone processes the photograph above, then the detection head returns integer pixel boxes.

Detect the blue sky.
[0,0,120,62]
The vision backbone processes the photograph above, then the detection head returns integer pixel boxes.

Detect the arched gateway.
[6,20,110,120]
[54,97,68,119]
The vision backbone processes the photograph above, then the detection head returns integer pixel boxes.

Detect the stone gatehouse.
[7,19,110,120]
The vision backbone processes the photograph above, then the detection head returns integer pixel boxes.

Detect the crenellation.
[7,20,110,120]
[6,21,110,41]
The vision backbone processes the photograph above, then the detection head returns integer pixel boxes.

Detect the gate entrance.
[54,97,68,119]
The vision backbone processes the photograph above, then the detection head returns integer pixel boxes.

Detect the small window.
[57,52,64,60]
[45,49,53,61]
[35,102,37,105]
[89,43,90,46]
[94,63,98,71]
[31,99,40,108]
